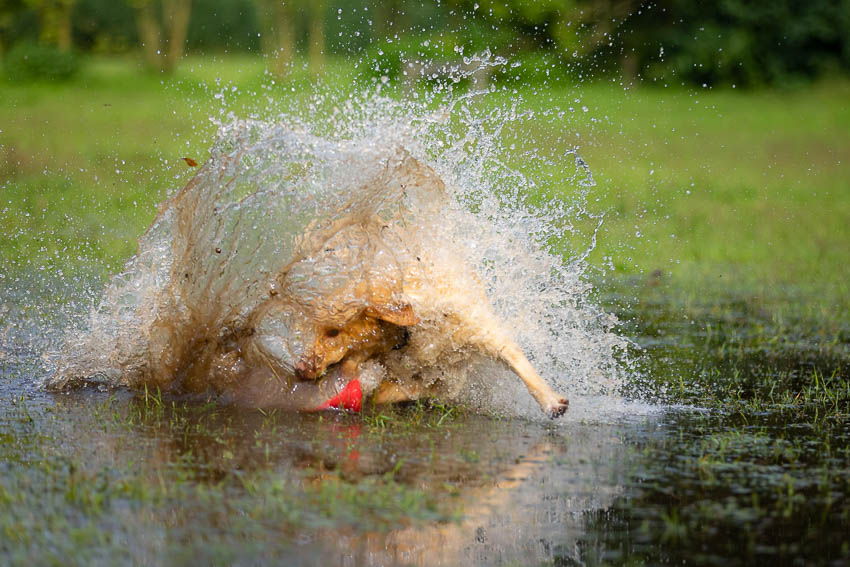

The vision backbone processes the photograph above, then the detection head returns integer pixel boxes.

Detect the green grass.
[604,84,848,284]
[0,393,462,566]
[3,55,847,299]
[505,81,850,312]
[0,54,357,277]
[2,53,848,349]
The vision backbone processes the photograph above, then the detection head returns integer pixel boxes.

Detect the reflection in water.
[13,383,638,566]
[0,57,637,562]
[3,324,847,566]
[349,427,628,567]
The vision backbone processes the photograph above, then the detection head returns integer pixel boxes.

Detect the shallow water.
[1,365,641,566]
[2,286,848,566]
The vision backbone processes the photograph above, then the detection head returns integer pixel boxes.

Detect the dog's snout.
[295,355,321,380]
[294,360,311,379]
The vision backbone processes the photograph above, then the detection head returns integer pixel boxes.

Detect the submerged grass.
[0,389,468,565]
[577,408,850,566]
[3,56,846,408]
[613,278,849,418]
[2,320,848,566]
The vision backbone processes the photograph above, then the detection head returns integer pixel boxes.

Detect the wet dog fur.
[211,210,568,418]
[53,153,568,418]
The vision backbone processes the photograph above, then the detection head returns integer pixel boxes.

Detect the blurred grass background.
[1,1,849,333]
[2,57,849,318]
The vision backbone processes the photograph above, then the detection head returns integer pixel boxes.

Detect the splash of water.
[41,55,631,419]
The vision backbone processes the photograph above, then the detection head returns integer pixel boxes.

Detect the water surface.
[2,286,848,566]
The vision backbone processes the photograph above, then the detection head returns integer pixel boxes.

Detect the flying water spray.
[36,54,631,419]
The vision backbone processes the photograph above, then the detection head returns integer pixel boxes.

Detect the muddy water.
[45,73,627,417]
[2,289,849,566]
[1,367,640,566]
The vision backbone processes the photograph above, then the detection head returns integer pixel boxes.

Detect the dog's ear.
[365,302,418,326]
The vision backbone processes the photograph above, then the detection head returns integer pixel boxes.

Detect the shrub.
[3,42,82,82]
[491,51,571,87]
[362,34,459,85]
[621,0,850,88]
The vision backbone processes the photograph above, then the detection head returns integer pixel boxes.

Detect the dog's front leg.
[497,342,568,418]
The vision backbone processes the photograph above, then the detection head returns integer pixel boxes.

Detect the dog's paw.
[546,397,569,419]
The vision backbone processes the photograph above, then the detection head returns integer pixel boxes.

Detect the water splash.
[39,55,631,419]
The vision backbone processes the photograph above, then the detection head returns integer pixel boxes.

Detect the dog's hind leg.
[372,380,425,405]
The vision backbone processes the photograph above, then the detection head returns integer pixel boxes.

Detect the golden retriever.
[51,150,568,418]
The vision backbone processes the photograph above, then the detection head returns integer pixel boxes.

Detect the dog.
[51,147,568,418]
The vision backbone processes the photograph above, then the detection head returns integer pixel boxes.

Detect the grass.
[504,81,850,320]
[0,55,357,277]
[0,384,533,565]
[577,406,850,565]
[2,52,846,391]
[1,53,847,400]
[2,55,848,292]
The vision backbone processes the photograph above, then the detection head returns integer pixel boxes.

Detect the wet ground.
[1,282,849,566]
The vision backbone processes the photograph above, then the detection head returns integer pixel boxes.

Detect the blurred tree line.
[1,0,849,86]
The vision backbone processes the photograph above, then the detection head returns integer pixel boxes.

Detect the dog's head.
[248,213,422,381]
[247,296,416,382]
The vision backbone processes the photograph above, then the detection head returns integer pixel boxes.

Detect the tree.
[307,0,324,75]
[23,0,76,51]
[253,0,326,78]
[617,0,850,88]
[131,0,192,73]
[253,0,295,77]
[374,0,405,38]
[0,0,26,56]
